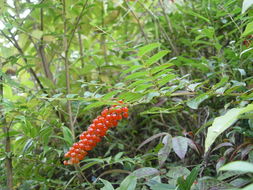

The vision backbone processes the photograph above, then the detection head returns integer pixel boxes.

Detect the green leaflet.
[145,50,170,66]
[138,43,160,57]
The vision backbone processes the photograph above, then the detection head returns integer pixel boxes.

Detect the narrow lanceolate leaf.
[184,165,200,190]
[145,50,170,66]
[172,136,188,160]
[242,0,253,14]
[22,139,34,153]
[187,93,210,109]
[131,167,159,179]
[158,134,172,166]
[219,161,253,173]
[62,126,74,146]
[205,104,253,153]
[124,71,148,81]
[242,21,253,37]
[138,43,160,57]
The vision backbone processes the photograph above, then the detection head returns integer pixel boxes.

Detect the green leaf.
[62,126,74,146]
[172,136,188,160]
[219,161,253,173]
[124,71,148,80]
[117,175,137,190]
[132,167,159,179]
[187,93,210,109]
[118,92,144,102]
[150,63,174,75]
[212,76,229,90]
[157,74,177,86]
[138,43,160,57]
[100,178,115,190]
[158,134,172,166]
[185,166,200,190]
[242,0,253,14]
[242,183,253,190]
[177,176,188,190]
[81,161,101,170]
[205,104,253,153]
[167,167,190,179]
[31,30,43,39]
[150,183,176,190]
[184,10,210,24]
[145,50,170,66]
[242,21,253,37]
[83,101,107,111]
[22,139,34,154]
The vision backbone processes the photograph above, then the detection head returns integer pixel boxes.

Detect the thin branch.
[39,7,54,81]
[124,0,149,43]
[62,0,75,137]
[77,27,85,68]
[0,59,13,190]
[66,0,89,52]
[0,30,45,91]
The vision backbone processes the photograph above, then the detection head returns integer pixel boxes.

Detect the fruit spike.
[64,101,128,165]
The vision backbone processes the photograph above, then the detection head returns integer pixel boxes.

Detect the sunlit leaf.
[219,161,253,173]
[242,0,253,13]
[205,104,253,153]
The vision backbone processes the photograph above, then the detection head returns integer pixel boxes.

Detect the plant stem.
[0,59,13,190]
[62,0,75,137]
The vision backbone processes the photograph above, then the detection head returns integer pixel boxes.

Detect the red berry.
[69,147,75,153]
[116,114,122,120]
[123,112,129,118]
[65,152,71,157]
[101,109,108,116]
[73,143,79,149]
[78,143,85,149]
[88,127,95,134]
[106,115,112,121]
[112,120,118,127]
[77,154,84,160]
[112,114,117,120]
[109,107,115,114]
[84,145,93,151]
[71,152,77,157]
[93,119,99,124]
[71,157,79,164]
[122,107,128,112]
[105,120,112,127]
[97,123,104,129]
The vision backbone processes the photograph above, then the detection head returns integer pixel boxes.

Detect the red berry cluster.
[64,101,129,165]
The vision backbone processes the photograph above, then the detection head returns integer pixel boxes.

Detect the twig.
[78,27,85,68]
[0,30,45,91]
[124,0,149,43]
[0,60,13,190]
[62,0,75,137]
